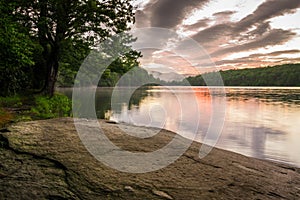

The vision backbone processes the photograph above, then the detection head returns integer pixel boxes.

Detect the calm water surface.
[60,87,300,167]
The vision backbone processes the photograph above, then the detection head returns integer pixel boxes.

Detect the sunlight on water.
[59,87,300,166]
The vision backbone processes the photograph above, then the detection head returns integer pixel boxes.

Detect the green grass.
[0,95,22,107]
[0,93,72,127]
[31,93,72,119]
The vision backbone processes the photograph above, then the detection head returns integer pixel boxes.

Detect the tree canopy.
[1,0,137,96]
[0,1,39,95]
[186,64,300,87]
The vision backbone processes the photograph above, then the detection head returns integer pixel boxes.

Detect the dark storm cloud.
[211,29,296,57]
[149,0,211,28]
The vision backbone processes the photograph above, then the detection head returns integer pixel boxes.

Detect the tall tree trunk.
[43,2,65,96]
[45,52,59,96]
[38,0,58,96]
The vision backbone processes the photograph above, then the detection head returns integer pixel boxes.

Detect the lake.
[60,86,300,167]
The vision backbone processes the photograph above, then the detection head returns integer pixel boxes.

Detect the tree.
[57,39,90,87]
[0,1,39,96]
[186,63,300,86]
[13,0,136,95]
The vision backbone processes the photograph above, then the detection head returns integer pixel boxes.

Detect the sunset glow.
[134,0,300,79]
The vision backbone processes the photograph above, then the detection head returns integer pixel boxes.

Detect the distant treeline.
[185,64,300,86]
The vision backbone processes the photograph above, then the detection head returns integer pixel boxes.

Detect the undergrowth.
[0,93,72,128]
[31,93,72,119]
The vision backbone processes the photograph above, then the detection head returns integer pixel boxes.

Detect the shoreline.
[110,120,300,169]
[1,118,299,199]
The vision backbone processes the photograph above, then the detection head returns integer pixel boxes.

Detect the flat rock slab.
[0,118,299,199]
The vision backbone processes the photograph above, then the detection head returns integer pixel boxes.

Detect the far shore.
[0,118,299,199]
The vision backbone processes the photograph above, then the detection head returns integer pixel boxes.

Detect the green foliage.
[0,2,38,96]
[0,0,138,96]
[0,93,72,125]
[0,95,22,107]
[187,64,300,86]
[98,66,161,87]
[57,40,91,87]
[99,70,121,87]
[31,94,72,119]
[67,33,143,88]
[10,0,137,95]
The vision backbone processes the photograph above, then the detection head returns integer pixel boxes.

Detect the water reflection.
[220,90,300,166]
[226,87,300,105]
[59,87,300,167]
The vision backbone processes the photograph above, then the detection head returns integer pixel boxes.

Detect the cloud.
[266,49,300,57]
[280,57,300,63]
[192,23,233,45]
[246,22,271,38]
[213,10,236,16]
[244,49,300,58]
[235,0,300,33]
[190,0,300,52]
[134,0,300,76]
[214,59,258,66]
[211,29,296,58]
[213,10,236,24]
[182,18,211,31]
[191,0,299,49]
[202,49,300,69]
[145,0,210,28]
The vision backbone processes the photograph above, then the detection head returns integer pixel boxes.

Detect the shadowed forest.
[181,64,300,86]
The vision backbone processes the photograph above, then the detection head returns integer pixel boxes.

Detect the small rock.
[124,186,134,192]
[152,189,173,200]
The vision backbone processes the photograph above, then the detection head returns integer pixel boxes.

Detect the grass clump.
[0,95,22,107]
[0,93,72,126]
[31,93,72,119]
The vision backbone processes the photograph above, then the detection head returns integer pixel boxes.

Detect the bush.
[31,93,72,119]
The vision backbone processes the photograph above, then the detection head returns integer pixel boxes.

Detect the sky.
[131,0,300,79]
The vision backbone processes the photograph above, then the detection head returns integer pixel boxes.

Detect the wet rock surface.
[0,118,299,199]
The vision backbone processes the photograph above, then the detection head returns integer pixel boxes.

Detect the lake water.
[60,87,300,167]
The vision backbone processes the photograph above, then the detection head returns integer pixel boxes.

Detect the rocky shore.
[1,118,299,199]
